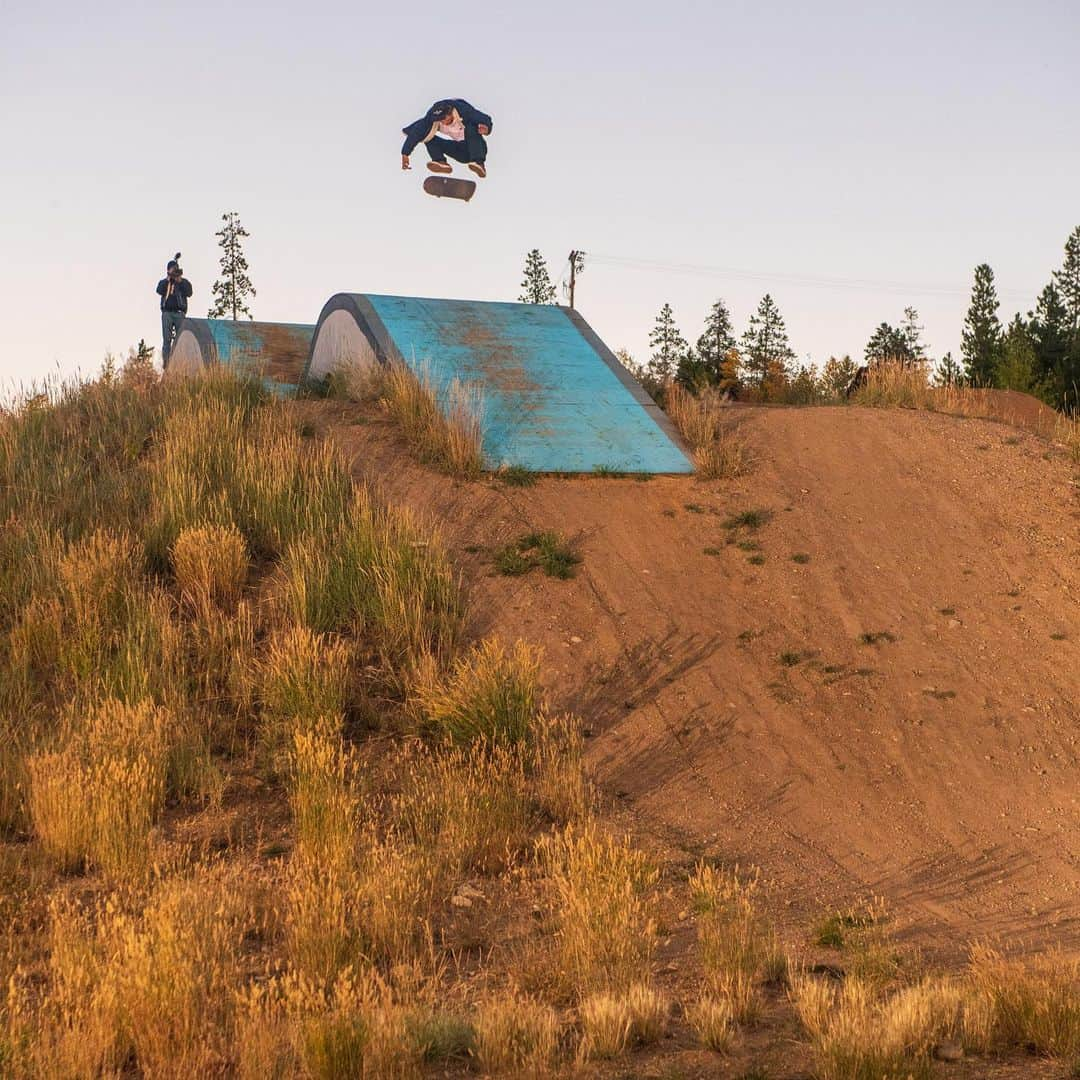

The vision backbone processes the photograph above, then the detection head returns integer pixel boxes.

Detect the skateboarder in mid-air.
[401,99,492,179]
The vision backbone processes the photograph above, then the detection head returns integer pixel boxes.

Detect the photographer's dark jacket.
[157,277,192,313]
[401,99,493,156]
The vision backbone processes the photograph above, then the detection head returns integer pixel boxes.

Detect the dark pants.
[161,310,184,367]
[426,129,487,165]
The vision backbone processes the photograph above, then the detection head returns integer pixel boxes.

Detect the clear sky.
[2,0,1077,394]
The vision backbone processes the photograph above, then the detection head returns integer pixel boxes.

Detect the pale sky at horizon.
[2,0,1077,397]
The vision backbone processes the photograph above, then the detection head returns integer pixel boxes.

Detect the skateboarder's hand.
[477,124,490,136]
[401,155,411,170]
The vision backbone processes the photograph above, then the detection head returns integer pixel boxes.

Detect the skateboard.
[423,175,477,202]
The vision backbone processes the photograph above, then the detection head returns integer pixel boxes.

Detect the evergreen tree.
[1053,226,1080,343]
[933,351,964,388]
[1029,282,1070,405]
[864,322,909,364]
[647,303,689,383]
[997,315,1039,394]
[899,306,927,363]
[787,362,823,404]
[1050,227,1080,410]
[961,263,1003,386]
[821,354,858,398]
[209,211,256,321]
[684,298,736,388]
[740,294,794,396]
[518,249,557,304]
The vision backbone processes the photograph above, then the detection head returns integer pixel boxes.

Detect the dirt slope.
[304,400,1080,954]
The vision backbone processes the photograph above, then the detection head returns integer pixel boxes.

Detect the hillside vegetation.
[1,356,1079,1078]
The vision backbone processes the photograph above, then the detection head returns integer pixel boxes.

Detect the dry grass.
[278,488,463,685]
[410,636,541,746]
[687,994,736,1052]
[473,992,561,1076]
[381,359,486,479]
[539,822,659,997]
[690,864,786,1023]
[579,982,669,1060]
[665,383,747,479]
[790,974,965,1080]
[27,698,171,880]
[395,741,537,881]
[171,522,249,613]
[965,945,1080,1056]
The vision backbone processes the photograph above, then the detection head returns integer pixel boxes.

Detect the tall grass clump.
[410,637,541,746]
[473,993,560,1076]
[395,741,536,881]
[965,945,1080,1056]
[144,393,353,566]
[27,698,171,879]
[381,359,485,479]
[690,864,786,1023]
[665,382,746,479]
[258,626,352,769]
[171,522,249,613]
[790,975,964,1080]
[539,823,658,997]
[579,983,669,1060]
[279,488,463,685]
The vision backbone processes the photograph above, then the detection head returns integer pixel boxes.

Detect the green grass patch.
[723,508,772,531]
[859,630,896,646]
[778,651,802,667]
[495,531,582,580]
[791,553,811,564]
[747,554,766,566]
[499,465,538,487]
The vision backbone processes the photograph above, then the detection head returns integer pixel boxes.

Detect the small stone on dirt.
[933,1040,963,1062]
[450,894,473,909]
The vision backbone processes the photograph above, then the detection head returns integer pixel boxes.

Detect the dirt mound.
[965,388,1063,436]
[304,400,1080,954]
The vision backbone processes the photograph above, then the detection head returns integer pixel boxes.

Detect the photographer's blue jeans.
[161,311,184,367]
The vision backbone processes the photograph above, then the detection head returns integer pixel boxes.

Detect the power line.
[585,253,1039,302]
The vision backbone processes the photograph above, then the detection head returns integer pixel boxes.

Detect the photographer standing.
[156,254,192,368]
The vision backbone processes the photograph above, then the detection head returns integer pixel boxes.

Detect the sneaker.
[427,161,452,174]
[468,162,487,178]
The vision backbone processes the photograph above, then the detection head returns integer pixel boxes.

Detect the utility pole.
[568,250,585,309]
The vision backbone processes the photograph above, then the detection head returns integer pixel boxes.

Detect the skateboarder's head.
[430,102,452,121]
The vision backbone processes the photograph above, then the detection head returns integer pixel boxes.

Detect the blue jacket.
[401,99,493,156]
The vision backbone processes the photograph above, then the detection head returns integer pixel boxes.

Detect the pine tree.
[821,354,858,398]
[900,306,927,363]
[684,298,736,388]
[647,303,689,383]
[740,294,794,397]
[209,211,256,320]
[1050,226,1080,410]
[1029,282,1070,405]
[864,322,909,364]
[518,249,557,304]
[961,263,1003,386]
[997,315,1038,394]
[1053,226,1080,343]
[933,351,964,388]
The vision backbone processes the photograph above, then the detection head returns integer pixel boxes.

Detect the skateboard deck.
[423,176,477,202]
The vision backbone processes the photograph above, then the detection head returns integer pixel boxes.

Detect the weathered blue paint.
[305,294,693,474]
[177,318,313,395]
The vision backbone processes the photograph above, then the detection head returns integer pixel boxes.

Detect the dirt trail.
[303,400,1080,953]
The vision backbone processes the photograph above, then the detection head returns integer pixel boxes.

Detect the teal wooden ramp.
[305,294,693,474]
[172,318,313,395]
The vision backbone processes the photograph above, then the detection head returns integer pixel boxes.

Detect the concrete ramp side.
[305,293,693,474]
[171,319,314,392]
